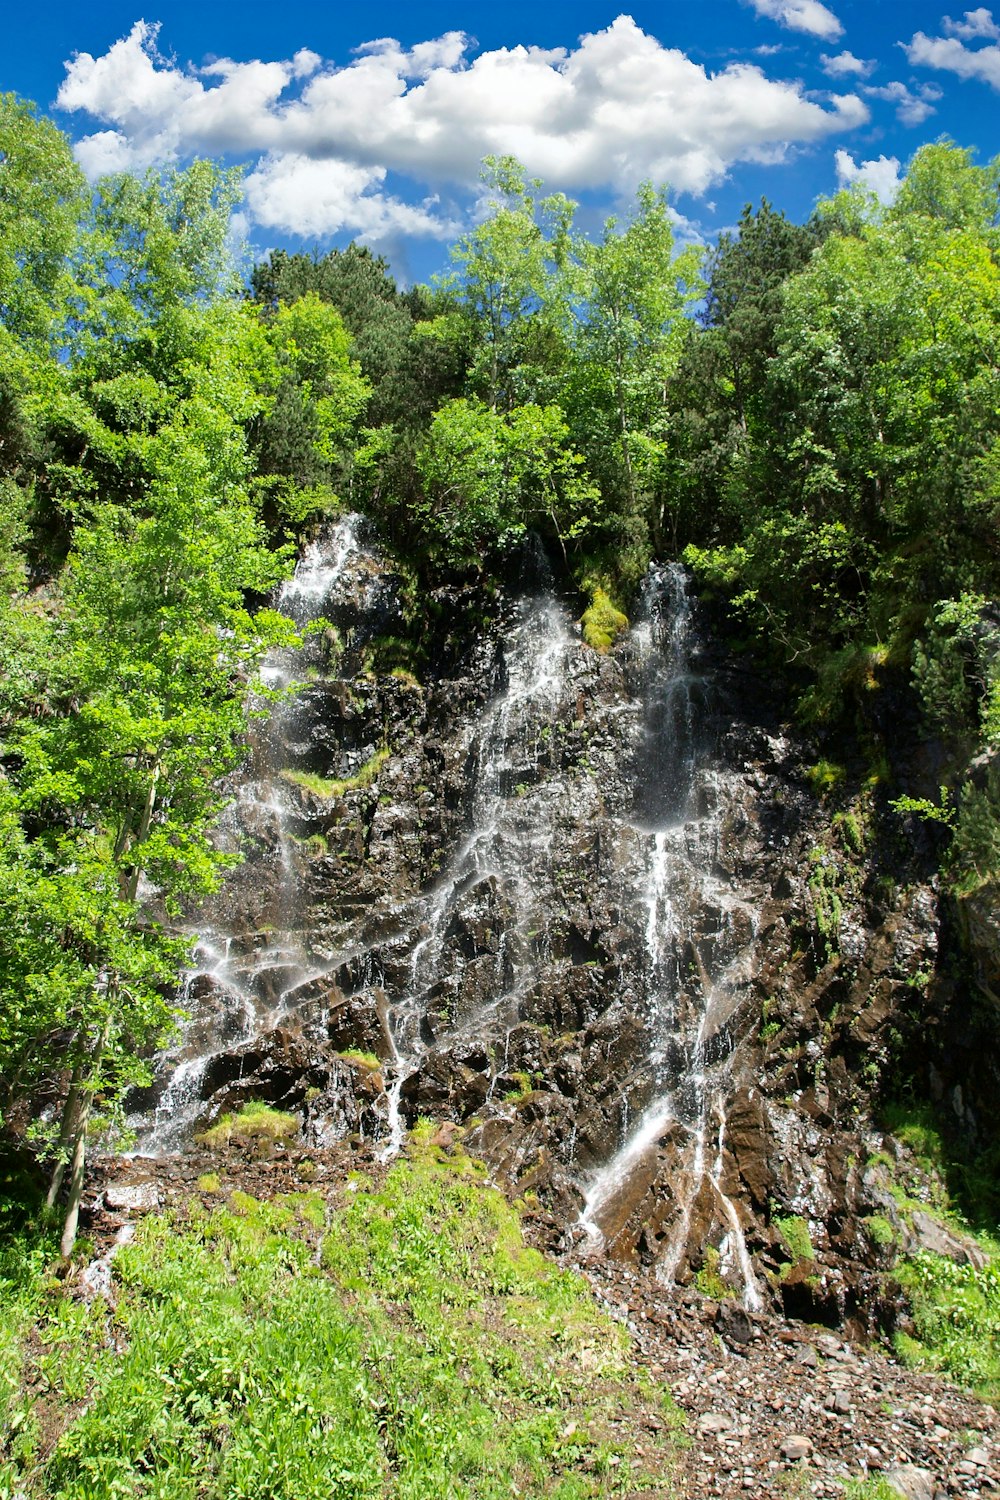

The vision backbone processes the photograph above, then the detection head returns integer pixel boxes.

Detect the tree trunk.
[121,763,160,903]
[59,1091,92,1259]
[58,1010,111,1258]
[45,1060,83,1210]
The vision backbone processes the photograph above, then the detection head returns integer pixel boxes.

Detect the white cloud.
[821,49,875,77]
[943,7,1000,40]
[57,17,868,241]
[244,154,457,240]
[904,27,1000,87]
[864,79,943,124]
[746,0,843,40]
[290,49,323,80]
[834,148,902,202]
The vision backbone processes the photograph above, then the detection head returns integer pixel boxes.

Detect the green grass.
[894,1252,1000,1406]
[0,1140,684,1497]
[195,1100,299,1150]
[280,747,391,801]
[337,1050,381,1071]
[841,1477,908,1500]
[870,1101,1000,1406]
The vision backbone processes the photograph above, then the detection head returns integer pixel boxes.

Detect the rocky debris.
[884,1466,937,1500]
[103,1181,160,1213]
[560,1248,1000,1500]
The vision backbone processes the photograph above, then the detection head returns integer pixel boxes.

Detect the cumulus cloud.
[244,154,456,240]
[834,148,902,202]
[746,0,843,40]
[57,17,868,240]
[864,79,943,124]
[943,7,1000,40]
[821,49,875,77]
[904,26,1000,87]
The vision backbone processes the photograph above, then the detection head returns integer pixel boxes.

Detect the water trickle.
[578,564,762,1306]
[378,593,577,1158]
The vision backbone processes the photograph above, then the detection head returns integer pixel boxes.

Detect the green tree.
[566,184,702,559]
[0,94,86,348]
[253,292,371,521]
[0,132,299,1253]
[447,156,576,413]
[414,397,598,563]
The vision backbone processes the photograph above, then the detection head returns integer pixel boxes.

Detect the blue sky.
[4,1,1000,281]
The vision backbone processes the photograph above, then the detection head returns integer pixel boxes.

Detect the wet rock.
[327,991,392,1060]
[104,1182,161,1213]
[715,1302,754,1345]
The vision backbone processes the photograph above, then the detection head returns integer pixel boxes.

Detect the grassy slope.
[0,1136,686,1499]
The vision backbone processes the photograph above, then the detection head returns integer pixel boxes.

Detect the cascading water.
[133,515,377,1151]
[378,592,577,1157]
[131,518,774,1301]
[578,565,763,1309]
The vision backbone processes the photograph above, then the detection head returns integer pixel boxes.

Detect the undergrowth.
[895,1253,1000,1406]
[0,1138,684,1498]
[874,1100,1000,1406]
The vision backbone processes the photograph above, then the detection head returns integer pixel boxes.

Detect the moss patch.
[281,747,390,800]
[195,1100,299,1150]
[581,589,628,654]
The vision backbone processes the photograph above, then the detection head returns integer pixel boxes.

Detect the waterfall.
[131,520,770,1303]
[132,515,373,1152]
[379,592,577,1157]
[577,565,762,1310]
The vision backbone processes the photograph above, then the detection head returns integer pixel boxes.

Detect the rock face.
[129,514,991,1323]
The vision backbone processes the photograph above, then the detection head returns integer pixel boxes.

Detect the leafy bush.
[895,1251,1000,1405]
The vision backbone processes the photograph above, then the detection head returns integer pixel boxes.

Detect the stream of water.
[577,565,763,1309]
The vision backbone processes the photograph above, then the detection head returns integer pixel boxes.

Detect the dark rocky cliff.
[129,516,998,1330]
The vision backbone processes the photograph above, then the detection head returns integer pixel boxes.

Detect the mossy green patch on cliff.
[580,588,628,654]
[195,1100,299,1150]
[0,1143,685,1498]
[773,1214,814,1267]
[281,747,391,800]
